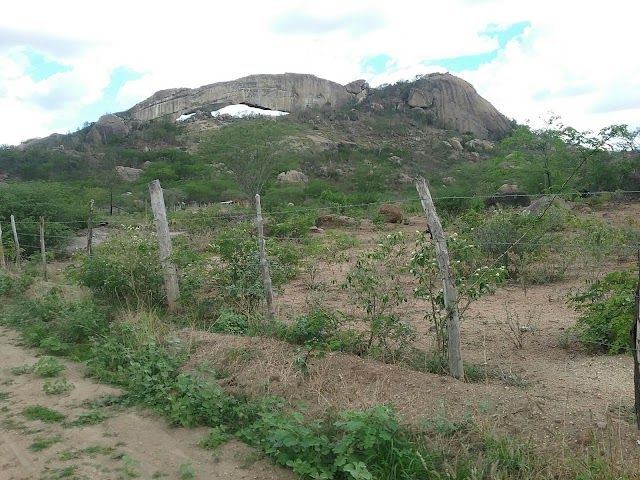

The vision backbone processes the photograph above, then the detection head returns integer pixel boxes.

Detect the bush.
[67,227,164,308]
[0,289,110,358]
[569,270,635,353]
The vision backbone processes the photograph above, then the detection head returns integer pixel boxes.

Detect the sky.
[0,0,637,146]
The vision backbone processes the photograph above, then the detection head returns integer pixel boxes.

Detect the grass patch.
[22,405,66,423]
[63,408,111,427]
[0,391,10,401]
[29,434,62,452]
[60,445,116,460]
[40,465,77,479]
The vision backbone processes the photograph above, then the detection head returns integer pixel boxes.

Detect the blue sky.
[0,0,637,145]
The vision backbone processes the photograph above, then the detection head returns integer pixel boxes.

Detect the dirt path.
[0,327,294,480]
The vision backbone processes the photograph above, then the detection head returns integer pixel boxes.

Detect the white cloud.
[0,0,637,144]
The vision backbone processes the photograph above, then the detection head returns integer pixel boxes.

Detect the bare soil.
[3,201,640,478]
[0,327,294,480]
[179,201,640,474]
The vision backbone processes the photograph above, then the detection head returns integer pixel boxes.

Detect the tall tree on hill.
[199,119,290,203]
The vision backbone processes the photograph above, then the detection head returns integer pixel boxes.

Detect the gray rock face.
[277,170,309,183]
[115,166,143,181]
[125,73,365,121]
[87,114,130,144]
[345,79,368,94]
[407,73,512,140]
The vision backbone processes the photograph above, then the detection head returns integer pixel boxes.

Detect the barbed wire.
[3,188,640,227]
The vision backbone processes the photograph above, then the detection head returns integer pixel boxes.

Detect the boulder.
[466,139,495,151]
[115,166,143,181]
[407,73,512,140]
[498,184,519,194]
[389,155,403,165]
[309,226,325,234]
[442,177,456,186]
[277,170,308,183]
[378,204,404,223]
[345,79,369,95]
[397,173,414,184]
[485,192,531,208]
[316,214,356,228]
[87,114,130,144]
[527,196,571,214]
[448,138,463,151]
[407,88,434,108]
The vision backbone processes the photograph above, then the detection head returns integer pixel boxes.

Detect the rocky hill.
[119,72,511,141]
[123,73,367,122]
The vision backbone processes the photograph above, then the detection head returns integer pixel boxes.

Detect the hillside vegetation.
[0,78,640,479]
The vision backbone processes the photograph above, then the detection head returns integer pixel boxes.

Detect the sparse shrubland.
[0,106,639,479]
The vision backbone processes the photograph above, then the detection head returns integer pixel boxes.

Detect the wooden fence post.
[87,199,94,256]
[10,215,20,271]
[39,216,47,280]
[0,222,5,269]
[415,176,464,380]
[148,180,180,313]
[255,194,274,319]
[632,251,640,429]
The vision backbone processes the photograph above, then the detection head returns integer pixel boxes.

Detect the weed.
[40,465,77,479]
[22,405,66,423]
[43,378,75,395]
[10,364,33,375]
[496,302,539,349]
[178,461,196,479]
[60,445,116,460]
[197,426,230,449]
[29,434,62,452]
[0,391,10,401]
[64,408,111,427]
[122,455,141,478]
[33,356,66,377]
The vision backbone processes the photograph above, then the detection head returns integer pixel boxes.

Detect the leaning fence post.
[415,176,464,380]
[632,251,640,429]
[10,215,20,270]
[39,216,47,280]
[148,180,180,313]
[255,194,274,320]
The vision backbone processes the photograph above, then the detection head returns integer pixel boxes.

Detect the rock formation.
[277,170,309,183]
[406,73,512,140]
[87,114,130,144]
[125,73,367,122]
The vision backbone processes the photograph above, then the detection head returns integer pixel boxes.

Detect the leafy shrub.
[33,356,66,377]
[212,310,249,335]
[0,270,33,297]
[1,289,110,358]
[285,308,343,346]
[343,232,416,359]
[67,227,164,308]
[569,270,635,353]
[203,223,300,314]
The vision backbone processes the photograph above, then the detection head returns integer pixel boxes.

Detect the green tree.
[198,119,300,203]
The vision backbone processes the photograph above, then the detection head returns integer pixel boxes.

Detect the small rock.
[309,226,325,234]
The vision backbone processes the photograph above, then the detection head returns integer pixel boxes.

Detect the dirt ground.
[0,327,295,480]
[3,201,640,478]
[178,201,640,474]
